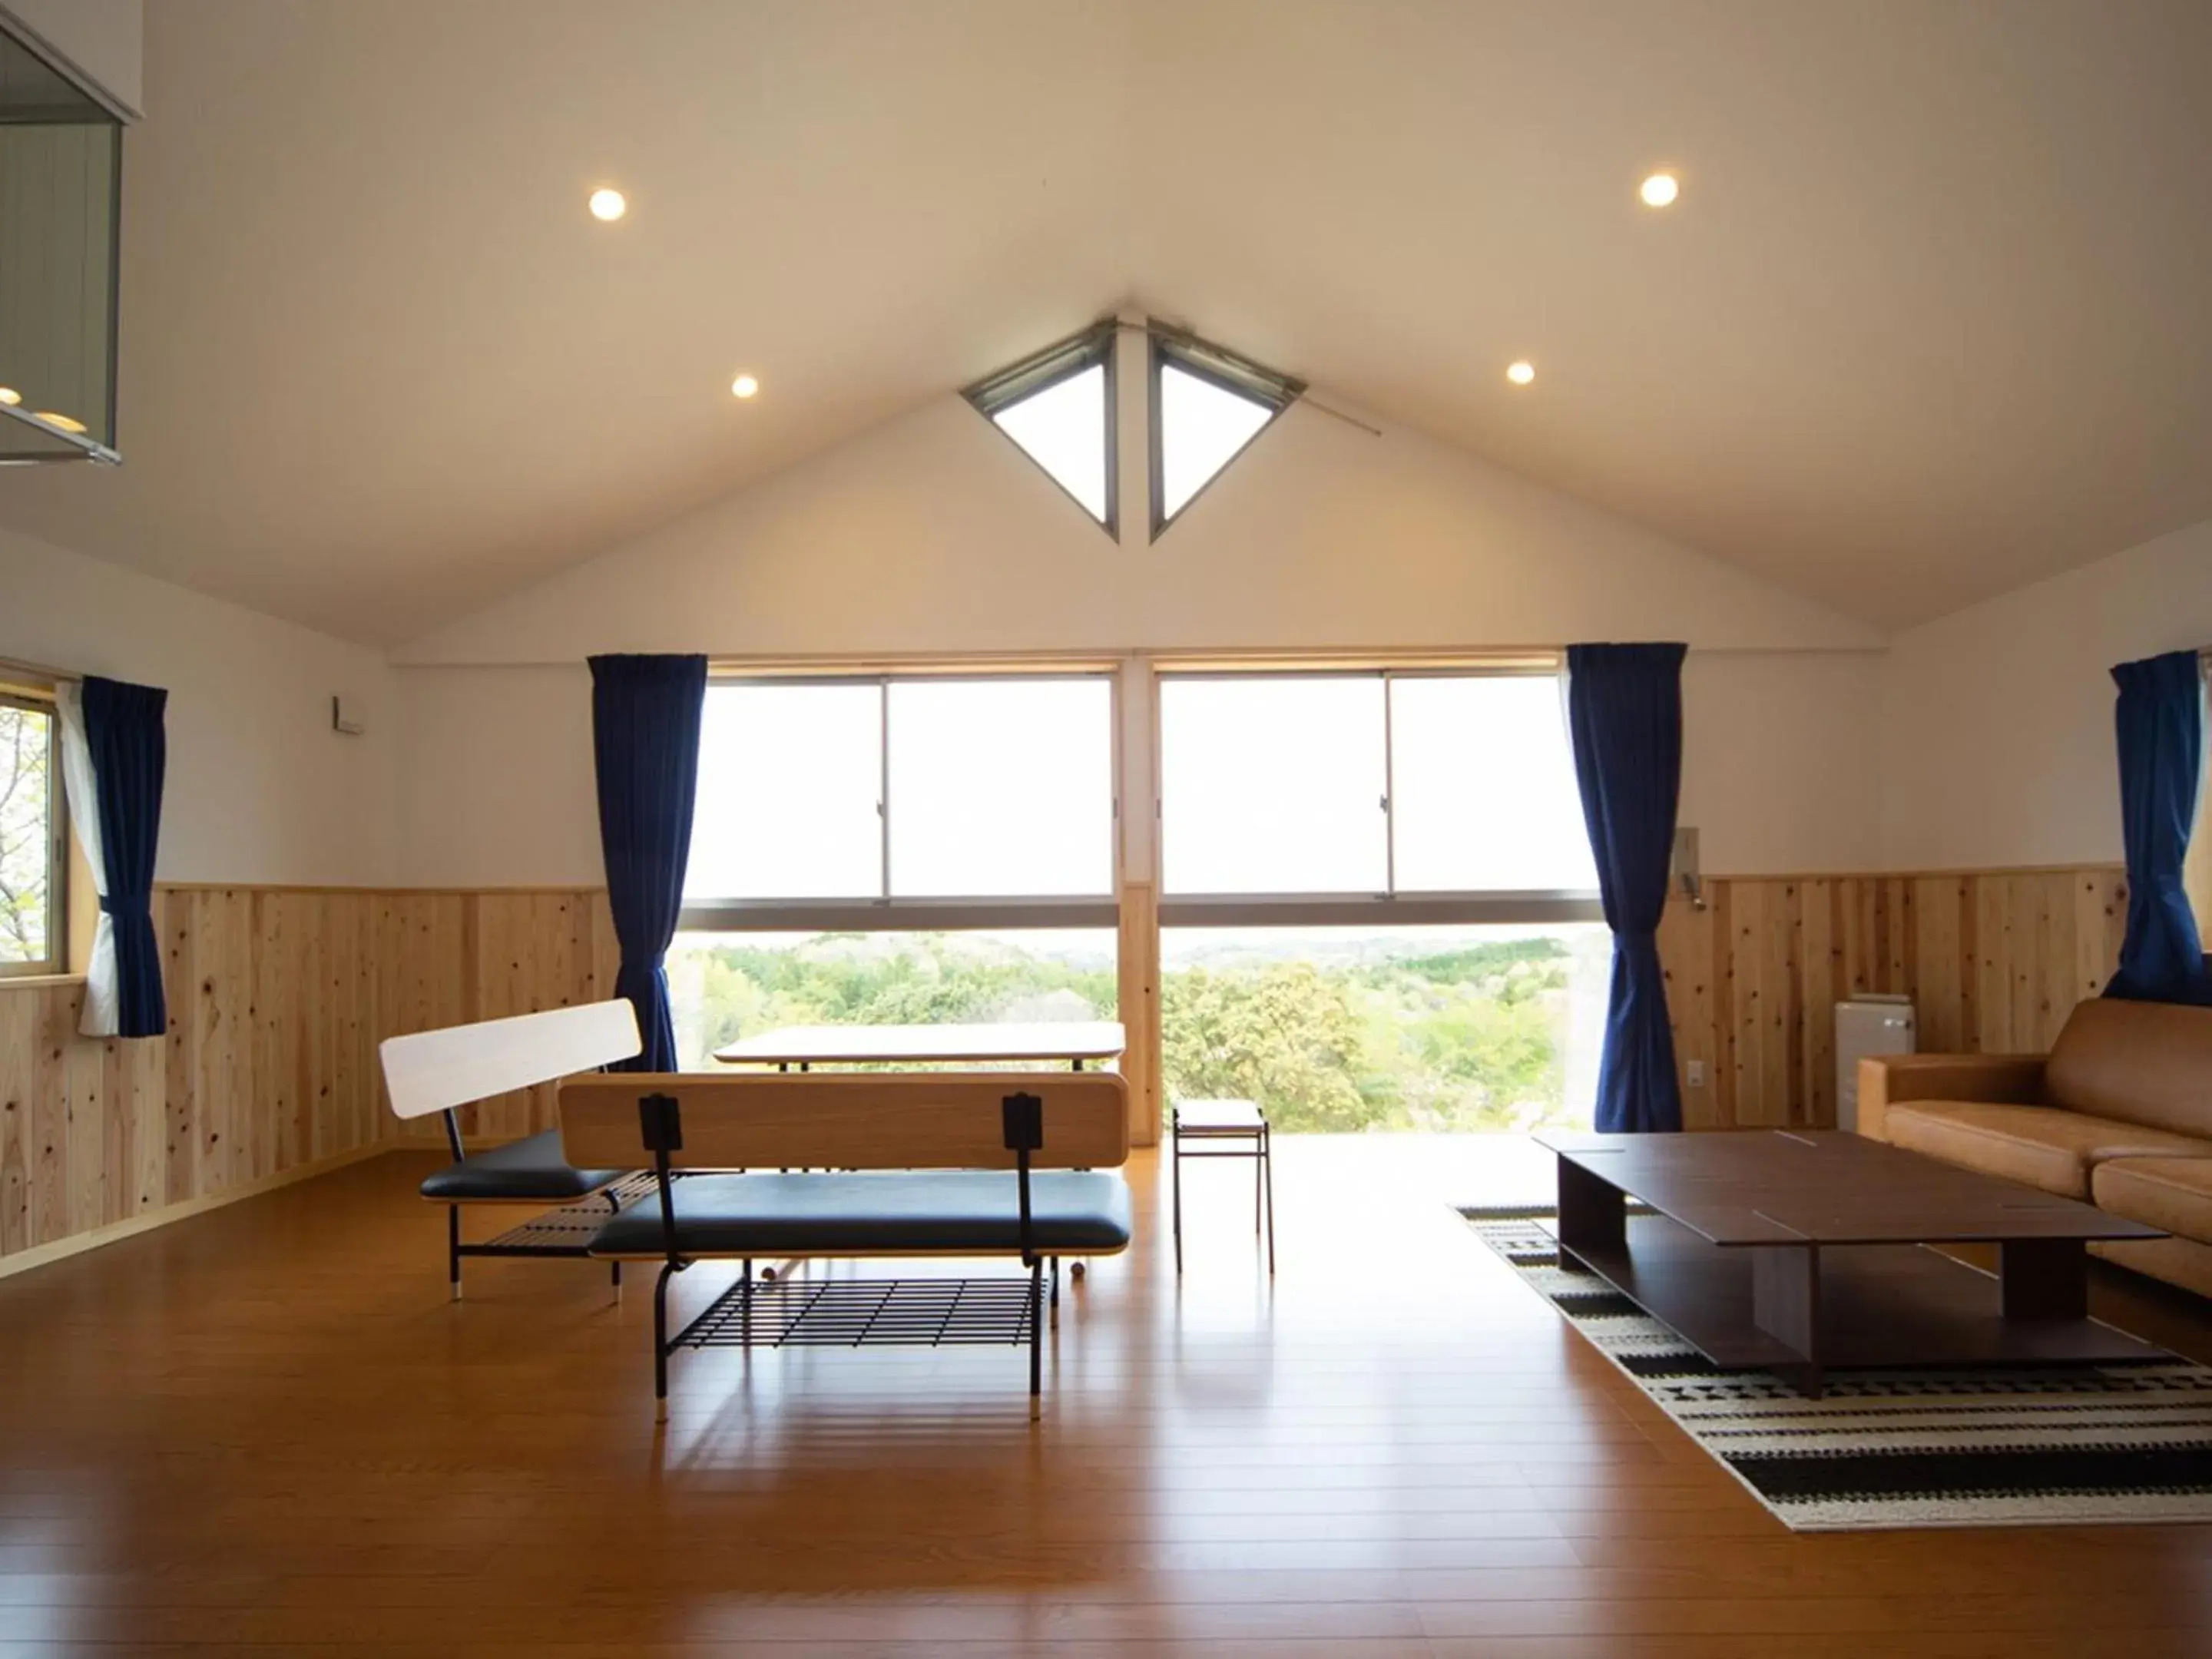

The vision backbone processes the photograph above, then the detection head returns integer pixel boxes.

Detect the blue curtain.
[2103,649,2210,1005]
[81,676,169,1039]
[1566,643,1688,1133]
[589,654,708,1070]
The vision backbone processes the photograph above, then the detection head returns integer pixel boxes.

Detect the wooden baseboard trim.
[0,1141,399,1282]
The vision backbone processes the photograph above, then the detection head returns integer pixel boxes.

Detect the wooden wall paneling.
[1660,866,2128,1132]
[62,1006,102,1237]
[2018,871,2053,1050]
[31,982,71,1246]
[1708,880,1737,1128]
[1974,875,2015,1054]
[0,870,2137,1266]
[219,889,257,1191]
[163,889,198,1204]
[1725,882,1768,1124]
[337,892,376,1157]
[2032,873,2074,1052]
[0,987,32,1252]
[2075,871,2128,1005]
[1911,877,1966,1055]
[1796,880,1836,1128]
[1656,894,1719,1129]
[122,1019,164,1220]
[253,890,295,1177]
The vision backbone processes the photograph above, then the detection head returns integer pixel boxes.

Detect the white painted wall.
[392,664,598,889]
[0,525,394,885]
[399,395,1877,667]
[1881,515,2212,871]
[1684,651,1885,875]
[392,351,1888,884]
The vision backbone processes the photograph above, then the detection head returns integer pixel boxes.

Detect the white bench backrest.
[380,1000,641,1120]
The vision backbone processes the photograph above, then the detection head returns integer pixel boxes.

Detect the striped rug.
[1469,1217,2212,1531]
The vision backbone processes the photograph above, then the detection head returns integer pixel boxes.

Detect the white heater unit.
[1835,995,1916,1134]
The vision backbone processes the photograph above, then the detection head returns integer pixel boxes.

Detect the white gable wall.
[394,358,1889,886]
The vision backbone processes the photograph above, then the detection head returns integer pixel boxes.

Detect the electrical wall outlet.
[1686,1059,1707,1089]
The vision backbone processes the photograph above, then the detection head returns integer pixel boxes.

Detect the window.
[1158,668,1598,914]
[684,673,1116,926]
[1157,664,1604,1133]
[1147,327,1302,537]
[1161,676,1388,895]
[964,323,1116,531]
[0,687,65,975]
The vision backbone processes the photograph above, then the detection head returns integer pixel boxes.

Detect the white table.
[713,1020,1126,1071]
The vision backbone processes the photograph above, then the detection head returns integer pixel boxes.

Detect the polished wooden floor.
[5,1134,2212,1657]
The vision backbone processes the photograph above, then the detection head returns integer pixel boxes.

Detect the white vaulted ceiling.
[2,0,2208,643]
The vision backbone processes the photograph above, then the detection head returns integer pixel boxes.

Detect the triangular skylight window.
[1147,326,1303,538]
[963,323,1117,533]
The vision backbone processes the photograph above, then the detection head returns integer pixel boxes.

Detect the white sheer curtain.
[55,682,118,1037]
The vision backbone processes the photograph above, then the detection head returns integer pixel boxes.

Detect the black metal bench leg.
[1028,1257,1044,1420]
[447,1206,462,1300]
[653,1260,678,1423]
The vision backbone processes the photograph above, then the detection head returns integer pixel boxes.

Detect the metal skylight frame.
[1145,323,1305,540]
[962,321,1119,537]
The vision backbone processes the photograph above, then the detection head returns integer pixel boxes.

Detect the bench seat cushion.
[587,1170,1134,1257]
[1884,1101,2212,1199]
[419,1130,628,1203]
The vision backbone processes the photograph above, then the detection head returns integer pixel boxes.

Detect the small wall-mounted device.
[1671,826,1704,909]
[331,694,366,736]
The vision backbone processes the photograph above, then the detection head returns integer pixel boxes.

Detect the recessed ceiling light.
[730,373,760,399]
[35,410,85,432]
[1640,171,1680,207]
[588,187,627,222]
[0,387,19,406]
[1505,360,1535,386]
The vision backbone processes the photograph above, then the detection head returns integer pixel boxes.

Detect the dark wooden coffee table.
[1537,1130,2167,1396]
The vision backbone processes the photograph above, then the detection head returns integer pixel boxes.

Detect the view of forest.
[668,928,1596,1133]
[0,704,54,965]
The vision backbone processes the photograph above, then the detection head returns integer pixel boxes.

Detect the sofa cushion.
[2046,998,2212,1138]
[1883,1101,2212,1199]
[2091,1158,2212,1244]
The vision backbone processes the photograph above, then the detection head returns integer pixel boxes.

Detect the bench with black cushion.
[421,1129,628,1205]
[559,1068,1134,1420]
[588,1169,1132,1257]
[379,1000,644,1296]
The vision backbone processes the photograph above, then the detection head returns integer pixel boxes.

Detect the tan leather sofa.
[1859,998,2212,1297]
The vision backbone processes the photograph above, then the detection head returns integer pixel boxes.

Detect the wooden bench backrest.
[558,1071,1131,1171]
[380,1000,641,1120]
